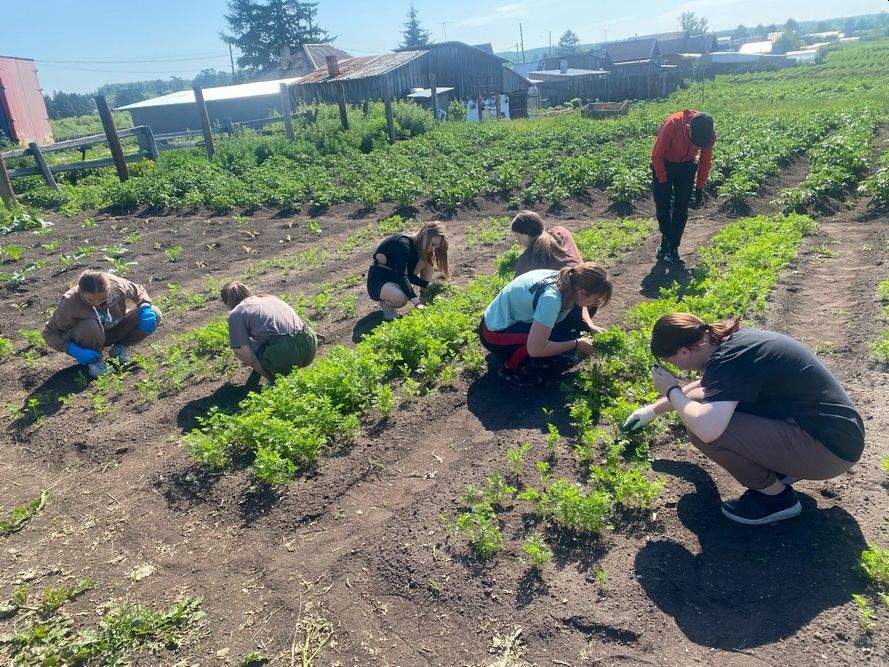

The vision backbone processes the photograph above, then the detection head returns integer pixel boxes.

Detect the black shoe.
[776,472,800,486]
[721,486,801,526]
[529,352,578,372]
[497,365,542,388]
[663,249,685,265]
[656,237,669,259]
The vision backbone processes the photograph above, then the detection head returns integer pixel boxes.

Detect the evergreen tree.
[397,3,431,51]
[784,18,799,32]
[557,29,580,54]
[734,25,749,41]
[678,11,709,35]
[222,0,333,71]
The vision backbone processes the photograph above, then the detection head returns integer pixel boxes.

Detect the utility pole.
[228,42,235,78]
[603,29,608,43]
[549,30,552,56]
[439,22,449,40]
[519,23,525,62]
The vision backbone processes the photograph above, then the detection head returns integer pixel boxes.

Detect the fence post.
[383,79,395,144]
[279,83,296,142]
[28,143,59,191]
[141,127,160,161]
[477,94,484,122]
[0,153,16,205]
[336,83,349,131]
[192,86,215,159]
[430,73,439,122]
[495,91,501,120]
[95,95,129,182]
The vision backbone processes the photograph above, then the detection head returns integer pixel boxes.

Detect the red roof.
[0,56,53,145]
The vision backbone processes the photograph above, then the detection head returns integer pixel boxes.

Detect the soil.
[1,151,888,666]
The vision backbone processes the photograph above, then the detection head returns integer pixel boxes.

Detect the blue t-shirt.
[483,269,568,331]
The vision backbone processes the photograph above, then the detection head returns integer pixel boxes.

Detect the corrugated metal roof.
[528,68,608,78]
[0,56,53,144]
[304,44,352,69]
[115,77,302,110]
[296,51,425,83]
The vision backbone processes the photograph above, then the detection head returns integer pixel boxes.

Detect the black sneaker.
[663,249,685,265]
[721,486,802,526]
[776,472,800,486]
[528,352,578,373]
[656,237,669,259]
[497,365,542,388]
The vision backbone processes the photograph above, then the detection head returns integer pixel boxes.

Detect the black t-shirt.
[372,234,429,299]
[702,328,864,462]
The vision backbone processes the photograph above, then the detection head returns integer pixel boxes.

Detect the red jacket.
[651,109,716,189]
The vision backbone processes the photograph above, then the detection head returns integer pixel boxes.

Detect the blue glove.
[139,304,158,334]
[66,342,101,365]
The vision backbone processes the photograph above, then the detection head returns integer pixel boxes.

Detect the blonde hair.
[220,281,253,309]
[414,221,450,279]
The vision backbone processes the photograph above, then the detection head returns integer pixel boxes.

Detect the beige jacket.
[42,274,152,352]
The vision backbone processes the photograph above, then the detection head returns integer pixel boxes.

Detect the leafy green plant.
[0,490,48,536]
[105,255,137,275]
[0,336,14,359]
[506,441,532,477]
[18,328,44,349]
[164,245,183,262]
[444,503,503,560]
[861,545,889,590]
[521,532,553,569]
[852,593,875,633]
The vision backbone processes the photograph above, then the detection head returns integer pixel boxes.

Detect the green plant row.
[182,217,653,484]
[859,144,889,209]
[445,213,816,561]
[777,107,883,212]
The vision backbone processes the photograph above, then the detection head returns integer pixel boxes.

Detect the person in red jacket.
[650,110,716,265]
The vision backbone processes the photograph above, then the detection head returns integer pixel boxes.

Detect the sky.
[0,0,884,94]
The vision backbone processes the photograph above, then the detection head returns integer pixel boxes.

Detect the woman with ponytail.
[624,313,864,526]
[510,211,605,338]
[478,262,612,387]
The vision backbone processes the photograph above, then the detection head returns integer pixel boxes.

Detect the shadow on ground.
[639,259,694,299]
[635,459,868,649]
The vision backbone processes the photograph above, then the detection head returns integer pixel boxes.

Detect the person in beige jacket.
[42,270,162,377]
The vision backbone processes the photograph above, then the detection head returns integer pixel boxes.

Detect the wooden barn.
[0,56,53,145]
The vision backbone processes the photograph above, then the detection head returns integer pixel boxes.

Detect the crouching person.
[220,281,317,385]
[43,269,161,377]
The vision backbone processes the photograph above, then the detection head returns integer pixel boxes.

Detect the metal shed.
[291,51,428,104]
[115,77,302,135]
[0,56,53,145]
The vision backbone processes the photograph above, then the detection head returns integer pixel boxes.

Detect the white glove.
[622,406,657,431]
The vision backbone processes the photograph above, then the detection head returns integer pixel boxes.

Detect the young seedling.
[522,532,553,569]
[852,594,874,633]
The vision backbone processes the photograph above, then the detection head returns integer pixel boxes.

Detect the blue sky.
[1,0,883,93]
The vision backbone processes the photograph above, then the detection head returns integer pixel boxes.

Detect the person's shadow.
[640,260,693,299]
[635,459,868,649]
[13,366,90,429]
[352,311,385,343]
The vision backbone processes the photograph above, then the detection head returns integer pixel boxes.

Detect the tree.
[784,18,799,33]
[222,0,333,71]
[396,3,431,51]
[772,31,802,54]
[557,29,580,54]
[678,11,709,35]
[734,24,749,41]
[754,24,768,38]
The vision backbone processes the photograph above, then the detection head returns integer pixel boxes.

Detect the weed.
[82,217,95,228]
[506,441,532,477]
[305,220,322,234]
[164,245,183,262]
[464,216,511,248]
[860,545,889,590]
[291,614,334,666]
[852,593,874,633]
[521,532,553,569]
[814,340,836,355]
[0,490,48,535]
[0,336,13,359]
[445,503,503,560]
[18,328,44,349]
[124,231,141,243]
[594,568,607,593]
[427,579,444,596]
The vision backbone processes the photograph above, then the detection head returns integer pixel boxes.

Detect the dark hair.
[689,112,715,148]
[220,281,253,309]
[413,221,450,279]
[650,313,740,358]
[510,210,545,236]
[554,263,612,307]
[78,270,111,294]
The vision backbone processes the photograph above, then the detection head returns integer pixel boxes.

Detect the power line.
[36,63,230,74]
[36,53,231,64]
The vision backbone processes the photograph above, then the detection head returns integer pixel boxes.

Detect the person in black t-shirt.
[366,221,450,320]
[623,312,864,526]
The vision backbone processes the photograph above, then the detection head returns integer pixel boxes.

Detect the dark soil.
[1,164,888,665]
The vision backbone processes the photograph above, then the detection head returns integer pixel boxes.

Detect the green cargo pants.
[256,326,318,378]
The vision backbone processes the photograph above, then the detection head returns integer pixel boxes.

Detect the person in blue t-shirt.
[623,312,865,526]
[478,263,612,387]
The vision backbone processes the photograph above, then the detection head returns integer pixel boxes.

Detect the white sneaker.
[88,360,108,377]
[379,302,400,321]
[110,344,132,364]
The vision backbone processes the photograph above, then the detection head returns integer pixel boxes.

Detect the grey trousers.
[687,411,854,490]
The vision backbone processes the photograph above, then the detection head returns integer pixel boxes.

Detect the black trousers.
[651,160,698,251]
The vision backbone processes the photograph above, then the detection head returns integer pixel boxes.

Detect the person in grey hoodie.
[42,270,162,377]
